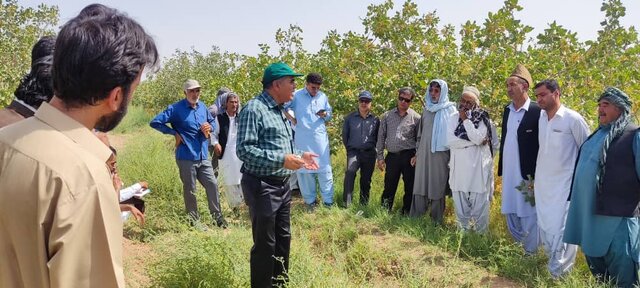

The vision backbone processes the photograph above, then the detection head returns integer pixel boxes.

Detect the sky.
[20,0,640,61]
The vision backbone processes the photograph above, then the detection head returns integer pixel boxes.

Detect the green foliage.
[112,105,153,134]
[149,231,251,287]
[136,0,639,155]
[116,113,605,286]
[0,0,58,106]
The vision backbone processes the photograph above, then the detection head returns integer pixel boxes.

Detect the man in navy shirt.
[151,79,227,229]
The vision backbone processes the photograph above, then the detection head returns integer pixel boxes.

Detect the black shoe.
[215,215,228,229]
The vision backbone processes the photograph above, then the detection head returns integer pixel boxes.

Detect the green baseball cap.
[262,62,304,85]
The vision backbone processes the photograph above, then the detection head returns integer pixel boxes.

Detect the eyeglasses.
[359,99,371,103]
[398,97,412,103]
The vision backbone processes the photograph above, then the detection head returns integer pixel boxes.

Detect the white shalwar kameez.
[501,99,539,254]
[535,105,590,277]
[218,116,244,208]
[447,113,494,233]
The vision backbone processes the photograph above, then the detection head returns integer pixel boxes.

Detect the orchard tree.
[0,0,58,106]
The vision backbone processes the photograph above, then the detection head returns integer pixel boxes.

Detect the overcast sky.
[21,0,640,61]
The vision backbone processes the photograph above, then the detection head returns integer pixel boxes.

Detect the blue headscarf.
[425,79,457,152]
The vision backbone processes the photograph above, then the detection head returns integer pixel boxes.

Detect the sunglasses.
[359,99,371,103]
[398,97,412,103]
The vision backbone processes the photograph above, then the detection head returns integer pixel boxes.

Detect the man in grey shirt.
[342,91,380,206]
[376,87,421,214]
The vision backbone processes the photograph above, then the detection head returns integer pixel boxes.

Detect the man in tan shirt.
[0,4,158,288]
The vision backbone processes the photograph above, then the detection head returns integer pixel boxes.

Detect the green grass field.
[115,107,608,288]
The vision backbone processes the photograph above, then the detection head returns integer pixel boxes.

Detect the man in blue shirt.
[285,73,334,208]
[150,79,227,230]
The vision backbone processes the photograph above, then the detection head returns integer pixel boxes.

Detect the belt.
[249,173,289,186]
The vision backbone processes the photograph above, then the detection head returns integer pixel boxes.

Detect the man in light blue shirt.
[564,87,640,288]
[150,79,227,230]
[285,73,334,207]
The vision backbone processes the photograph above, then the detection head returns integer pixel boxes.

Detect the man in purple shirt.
[150,79,227,230]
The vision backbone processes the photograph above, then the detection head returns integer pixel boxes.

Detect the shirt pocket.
[548,127,573,151]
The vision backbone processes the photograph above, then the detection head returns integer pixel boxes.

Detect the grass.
[114,107,607,287]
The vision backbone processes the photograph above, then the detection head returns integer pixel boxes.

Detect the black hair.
[14,36,56,108]
[534,79,561,94]
[398,87,416,99]
[52,4,158,108]
[306,73,323,85]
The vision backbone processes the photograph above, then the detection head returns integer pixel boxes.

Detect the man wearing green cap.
[564,87,640,288]
[237,62,318,288]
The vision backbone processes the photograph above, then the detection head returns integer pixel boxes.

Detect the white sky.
[20,0,640,61]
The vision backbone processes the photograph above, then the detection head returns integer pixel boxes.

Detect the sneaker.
[215,215,228,229]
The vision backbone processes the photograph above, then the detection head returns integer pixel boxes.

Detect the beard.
[95,94,129,132]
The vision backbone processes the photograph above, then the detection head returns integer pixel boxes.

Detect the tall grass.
[115,107,607,287]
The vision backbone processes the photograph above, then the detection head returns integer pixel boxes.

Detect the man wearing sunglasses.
[376,87,421,214]
[342,91,380,206]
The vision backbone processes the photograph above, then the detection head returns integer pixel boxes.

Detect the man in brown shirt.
[0,4,158,288]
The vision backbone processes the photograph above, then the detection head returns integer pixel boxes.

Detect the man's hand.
[200,123,212,138]
[139,181,149,189]
[410,156,417,167]
[283,152,319,170]
[377,159,386,171]
[301,152,319,170]
[174,133,183,148]
[316,110,327,118]
[459,108,468,120]
[120,204,145,226]
[213,144,222,156]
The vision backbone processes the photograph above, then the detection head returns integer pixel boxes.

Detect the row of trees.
[135,0,639,152]
[2,0,638,152]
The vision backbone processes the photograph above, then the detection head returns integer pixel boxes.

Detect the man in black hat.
[342,90,379,206]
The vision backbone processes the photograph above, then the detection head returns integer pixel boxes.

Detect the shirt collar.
[556,105,567,117]
[508,97,531,112]
[259,91,279,109]
[541,104,567,119]
[34,102,112,162]
[182,98,200,109]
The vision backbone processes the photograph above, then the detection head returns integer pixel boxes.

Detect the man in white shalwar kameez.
[212,93,244,210]
[447,86,496,233]
[533,79,590,278]
[499,64,541,254]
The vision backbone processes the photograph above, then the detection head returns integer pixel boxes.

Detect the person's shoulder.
[564,107,585,119]
[345,111,358,119]
[0,119,93,176]
[239,96,265,113]
[408,108,421,117]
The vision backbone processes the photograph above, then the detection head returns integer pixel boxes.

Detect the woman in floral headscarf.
[410,79,457,223]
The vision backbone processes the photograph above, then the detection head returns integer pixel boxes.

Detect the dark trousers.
[343,149,376,206]
[381,149,415,214]
[241,173,291,288]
